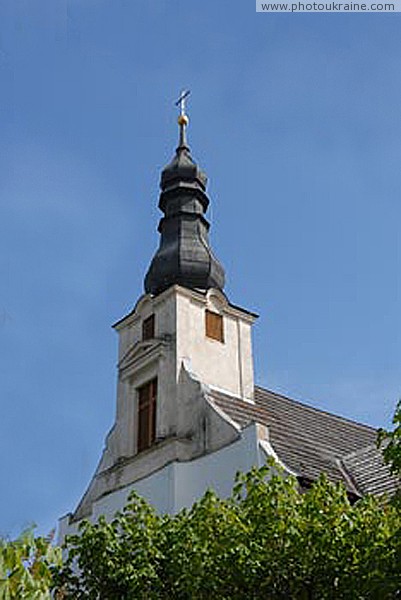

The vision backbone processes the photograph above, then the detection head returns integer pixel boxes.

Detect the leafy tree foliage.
[378,399,401,477]
[0,529,61,600]
[54,464,401,600]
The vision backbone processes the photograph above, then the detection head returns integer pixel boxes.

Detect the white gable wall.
[58,422,269,545]
[58,286,259,543]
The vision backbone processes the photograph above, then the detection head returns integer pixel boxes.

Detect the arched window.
[137,378,157,452]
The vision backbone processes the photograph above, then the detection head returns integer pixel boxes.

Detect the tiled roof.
[210,386,399,497]
[342,444,400,497]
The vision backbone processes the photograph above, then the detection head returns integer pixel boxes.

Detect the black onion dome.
[161,143,207,190]
[144,133,225,296]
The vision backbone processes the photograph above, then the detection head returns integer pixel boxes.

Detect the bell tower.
[58,94,258,533]
[105,93,256,466]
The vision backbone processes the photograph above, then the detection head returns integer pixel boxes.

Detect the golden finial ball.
[178,114,189,126]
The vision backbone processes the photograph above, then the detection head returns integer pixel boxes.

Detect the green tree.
[0,529,61,600]
[54,464,401,600]
[378,399,401,477]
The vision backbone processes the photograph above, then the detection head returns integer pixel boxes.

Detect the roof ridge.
[342,443,379,461]
[335,457,362,497]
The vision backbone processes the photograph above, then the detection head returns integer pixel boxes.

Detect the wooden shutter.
[142,314,155,341]
[137,379,157,452]
[205,310,224,342]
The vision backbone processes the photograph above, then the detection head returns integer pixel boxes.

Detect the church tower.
[58,95,397,541]
[58,94,263,539]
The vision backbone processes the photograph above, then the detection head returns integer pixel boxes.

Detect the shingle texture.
[210,386,399,497]
[343,444,400,497]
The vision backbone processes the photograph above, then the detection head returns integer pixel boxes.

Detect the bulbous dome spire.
[144,94,225,296]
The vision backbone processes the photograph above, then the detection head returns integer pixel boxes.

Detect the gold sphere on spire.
[178,114,189,126]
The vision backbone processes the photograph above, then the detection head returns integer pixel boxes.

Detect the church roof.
[210,386,399,498]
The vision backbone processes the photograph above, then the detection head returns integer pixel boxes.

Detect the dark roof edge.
[227,300,258,319]
[112,309,135,329]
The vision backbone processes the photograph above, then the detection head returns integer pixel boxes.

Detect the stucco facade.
[58,284,261,542]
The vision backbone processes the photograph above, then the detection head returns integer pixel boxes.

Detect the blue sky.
[1,1,400,536]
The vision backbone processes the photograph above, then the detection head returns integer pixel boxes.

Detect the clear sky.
[1,0,400,536]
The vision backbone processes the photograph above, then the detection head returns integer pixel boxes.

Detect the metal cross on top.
[175,90,190,147]
[175,89,190,116]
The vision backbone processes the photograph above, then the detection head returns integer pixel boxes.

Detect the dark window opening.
[205,310,224,343]
[137,378,157,453]
[142,314,155,341]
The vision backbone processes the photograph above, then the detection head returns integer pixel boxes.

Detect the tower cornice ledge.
[113,285,258,332]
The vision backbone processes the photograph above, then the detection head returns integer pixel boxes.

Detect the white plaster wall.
[112,291,180,456]
[237,319,255,400]
[175,289,255,399]
[58,281,262,552]
[59,423,269,545]
[92,464,176,521]
[173,423,265,509]
[107,287,257,470]
[154,290,176,339]
[115,286,255,407]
